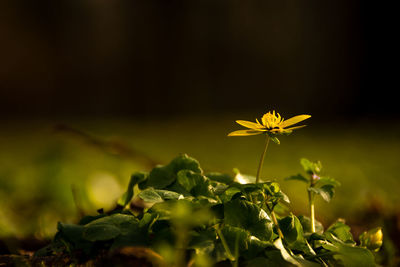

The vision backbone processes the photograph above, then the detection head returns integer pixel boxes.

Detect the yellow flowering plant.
[228,110,311,184]
[227,110,311,240]
[36,114,385,267]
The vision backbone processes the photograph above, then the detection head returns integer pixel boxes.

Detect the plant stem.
[308,190,316,233]
[255,136,270,184]
[174,227,188,267]
[269,207,284,239]
[216,227,235,265]
[233,232,240,267]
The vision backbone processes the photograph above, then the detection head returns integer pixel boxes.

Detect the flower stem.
[308,190,316,233]
[255,136,270,184]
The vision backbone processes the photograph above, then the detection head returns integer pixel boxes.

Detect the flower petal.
[228,130,263,136]
[261,113,271,128]
[280,115,311,128]
[284,125,307,131]
[236,120,264,130]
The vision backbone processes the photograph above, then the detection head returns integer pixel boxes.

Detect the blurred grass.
[1,115,399,238]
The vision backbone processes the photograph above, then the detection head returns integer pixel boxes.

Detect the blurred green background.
[0,0,399,251]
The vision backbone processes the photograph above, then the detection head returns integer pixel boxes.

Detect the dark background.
[0,0,398,120]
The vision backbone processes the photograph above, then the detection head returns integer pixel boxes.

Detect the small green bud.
[359,227,383,252]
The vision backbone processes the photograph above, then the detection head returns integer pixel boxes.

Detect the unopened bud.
[359,227,383,252]
[312,174,320,181]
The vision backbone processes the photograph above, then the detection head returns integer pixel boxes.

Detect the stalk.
[216,227,236,265]
[233,232,240,267]
[174,228,188,267]
[267,204,284,239]
[308,179,316,233]
[255,135,284,238]
[255,136,270,184]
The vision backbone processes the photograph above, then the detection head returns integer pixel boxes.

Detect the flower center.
[261,111,283,130]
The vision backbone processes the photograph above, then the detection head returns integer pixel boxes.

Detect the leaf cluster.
[286,158,341,203]
[36,154,380,266]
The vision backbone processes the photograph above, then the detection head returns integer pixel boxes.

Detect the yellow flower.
[228,110,311,137]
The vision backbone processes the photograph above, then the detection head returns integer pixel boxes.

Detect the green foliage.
[83,214,139,241]
[117,172,147,206]
[38,155,382,266]
[224,198,274,241]
[138,188,181,203]
[287,158,341,203]
[321,236,376,267]
[324,220,355,244]
[143,154,202,189]
[300,158,322,175]
[308,186,335,203]
[298,215,324,235]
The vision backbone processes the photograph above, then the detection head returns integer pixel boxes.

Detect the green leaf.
[168,154,203,174]
[300,158,322,175]
[149,199,213,227]
[315,176,341,187]
[221,225,250,254]
[233,169,256,184]
[144,167,174,189]
[83,214,139,242]
[298,215,324,235]
[144,154,202,189]
[118,172,147,206]
[279,214,319,256]
[244,237,274,260]
[138,188,163,203]
[177,170,212,197]
[84,224,121,242]
[285,174,309,184]
[274,191,291,205]
[324,220,354,244]
[188,228,216,255]
[206,172,234,184]
[273,238,320,267]
[148,201,175,220]
[56,223,93,253]
[224,198,273,241]
[211,183,230,196]
[278,214,305,245]
[156,189,182,200]
[308,185,335,202]
[138,188,181,203]
[164,180,191,196]
[233,183,262,195]
[219,187,241,202]
[322,236,376,267]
